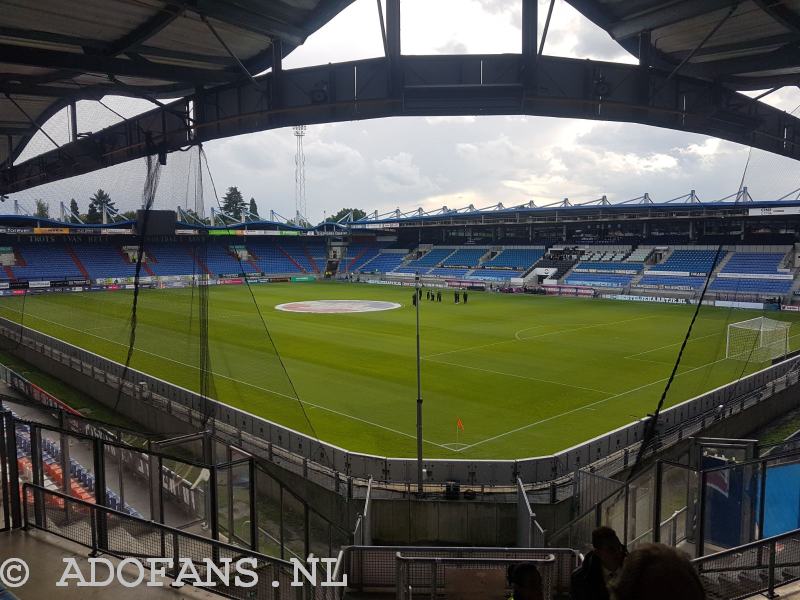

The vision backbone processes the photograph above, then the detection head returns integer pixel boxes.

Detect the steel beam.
[0,44,239,84]
[602,0,737,41]
[4,53,800,194]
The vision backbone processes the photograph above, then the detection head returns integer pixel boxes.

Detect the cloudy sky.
[13,0,800,222]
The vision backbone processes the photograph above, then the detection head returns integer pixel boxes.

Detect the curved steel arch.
[3,52,799,194]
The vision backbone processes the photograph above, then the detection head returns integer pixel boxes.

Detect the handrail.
[21,482,294,568]
[693,526,800,565]
[693,527,800,600]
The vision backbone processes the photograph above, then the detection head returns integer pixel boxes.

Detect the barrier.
[693,527,800,600]
[0,317,798,491]
[20,483,336,600]
[339,545,578,596]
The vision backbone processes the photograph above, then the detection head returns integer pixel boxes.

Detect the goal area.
[726,317,790,362]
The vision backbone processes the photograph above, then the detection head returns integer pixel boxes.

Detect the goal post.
[726,317,791,362]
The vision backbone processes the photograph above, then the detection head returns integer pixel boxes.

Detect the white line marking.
[0,305,455,452]
[426,357,614,395]
[424,314,658,359]
[624,331,721,359]
[454,354,733,452]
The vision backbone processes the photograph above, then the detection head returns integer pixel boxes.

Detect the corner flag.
[456,417,464,431]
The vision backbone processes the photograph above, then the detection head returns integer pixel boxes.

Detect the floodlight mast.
[415,271,423,495]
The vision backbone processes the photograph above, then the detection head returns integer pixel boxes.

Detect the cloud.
[372,151,438,194]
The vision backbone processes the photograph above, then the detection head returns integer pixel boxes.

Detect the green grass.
[0,282,797,460]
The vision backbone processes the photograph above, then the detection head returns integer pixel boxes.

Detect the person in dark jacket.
[507,562,544,600]
[570,527,626,600]
[609,544,704,600]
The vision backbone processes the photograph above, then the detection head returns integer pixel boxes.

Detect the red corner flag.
[456,417,464,431]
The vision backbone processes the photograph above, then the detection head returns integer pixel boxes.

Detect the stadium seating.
[565,273,635,287]
[7,243,84,280]
[247,240,304,274]
[70,243,140,279]
[709,278,792,294]
[720,252,786,275]
[404,248,455,268]
[146,243,198,276]
[442,248,485,267]
[626,247,653,262]
[344,244,378,272]
[356,252,406,273]
[648,250,725,274]
[483,248,544,270]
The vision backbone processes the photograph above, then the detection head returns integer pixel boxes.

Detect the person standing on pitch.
[454,291,459,304]
[464,291,469,304]
[437,290,442,302]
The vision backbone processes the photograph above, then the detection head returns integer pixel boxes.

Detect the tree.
[221,186,246,220]
[69,198,80,224]
[122,210,138,220]
[87,189,116,224]
[326,208,366,223]
[249,197,259,218]
[34,199,49,219]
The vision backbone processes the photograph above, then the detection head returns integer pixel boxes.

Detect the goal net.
[726,317,791,362]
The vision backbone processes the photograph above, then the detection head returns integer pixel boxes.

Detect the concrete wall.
[370,498,516,546]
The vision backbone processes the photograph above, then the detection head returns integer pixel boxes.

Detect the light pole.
[415,271,423,495]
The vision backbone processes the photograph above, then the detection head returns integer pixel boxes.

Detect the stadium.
[3,1,800,600]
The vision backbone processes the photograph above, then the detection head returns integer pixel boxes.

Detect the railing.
[693,527,800,600]
[1,404,353,567]
[338,545,579,597]
[352,477,372,546]
[395,554,556,599]
[517,477,545,548]
[21,483,340,600]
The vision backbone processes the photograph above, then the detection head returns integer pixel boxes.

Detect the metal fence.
[338,545,579,597]
[1,316,798,492]
[693,527,800,600]
[517,477,545,548]
[21,483,344,600]
[395,554,557,599]
[0,405,353,565]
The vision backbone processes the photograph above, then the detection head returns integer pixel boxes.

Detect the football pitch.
[0,281,798,460]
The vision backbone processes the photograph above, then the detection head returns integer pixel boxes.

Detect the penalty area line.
[0,306,456,453]
[453,354,732,453]
[424,314,659,360]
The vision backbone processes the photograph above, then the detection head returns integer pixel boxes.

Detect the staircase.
[277,244,306,273]
[303,246,320,273]
[188,247,211,275]
[244,247,261,272]
[64,244,90,280]
[346,245,373,272]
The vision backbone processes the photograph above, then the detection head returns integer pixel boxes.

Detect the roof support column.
[638,30,651,104]
[69,101,78,143]
[521,0,538,89]
[271,38,284,111]
[386,0,402,98]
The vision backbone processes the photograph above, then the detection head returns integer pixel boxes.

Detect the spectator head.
[507,562,544,600]
[592,526,626,571]
[610,543,705,600]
